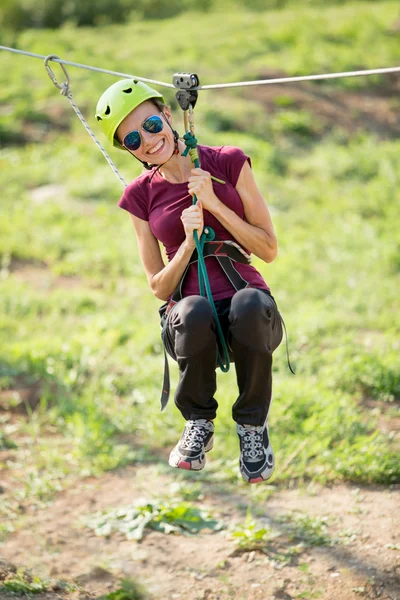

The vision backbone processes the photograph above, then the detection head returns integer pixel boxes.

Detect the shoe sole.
[169,435,213,471]
[241,459,274,483]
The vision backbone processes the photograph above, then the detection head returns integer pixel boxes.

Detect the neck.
[157,140,194,183]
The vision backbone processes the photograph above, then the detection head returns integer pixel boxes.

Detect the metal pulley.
[173,72,200,111]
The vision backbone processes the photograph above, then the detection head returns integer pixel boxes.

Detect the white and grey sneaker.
[236,421,274,483]
[169,419,214,471]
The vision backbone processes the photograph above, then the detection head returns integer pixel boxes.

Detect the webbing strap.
[161,347,170,411]
[170,241,250,304]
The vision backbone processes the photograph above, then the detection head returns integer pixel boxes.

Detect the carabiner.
[44,54,70,95]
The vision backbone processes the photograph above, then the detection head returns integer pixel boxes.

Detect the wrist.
[209,195,224,217]
[183,238,196,253]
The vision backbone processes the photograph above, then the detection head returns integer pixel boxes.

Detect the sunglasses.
[122,114,164,152]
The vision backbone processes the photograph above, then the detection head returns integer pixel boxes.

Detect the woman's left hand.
[188,168,221,213]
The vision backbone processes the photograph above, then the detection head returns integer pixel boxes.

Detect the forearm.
[150,239,195,301]
[212,200,277,263]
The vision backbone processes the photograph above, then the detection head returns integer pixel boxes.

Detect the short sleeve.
[217,146,252,187]
[118,177,149,221]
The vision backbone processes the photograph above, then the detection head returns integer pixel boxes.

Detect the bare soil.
[0,459,399,600]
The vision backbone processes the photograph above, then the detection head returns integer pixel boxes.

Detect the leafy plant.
[231,511,277,552]
[83,499,224,541]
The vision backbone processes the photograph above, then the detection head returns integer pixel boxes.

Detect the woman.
[96,78,283,484]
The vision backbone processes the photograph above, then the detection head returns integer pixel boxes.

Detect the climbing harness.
[159,240,250,410]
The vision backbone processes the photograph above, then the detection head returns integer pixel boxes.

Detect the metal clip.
[44,54,70,95]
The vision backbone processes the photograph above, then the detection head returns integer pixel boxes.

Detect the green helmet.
[95,78,164,150]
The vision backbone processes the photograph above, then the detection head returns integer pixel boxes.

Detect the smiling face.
[116,100,175,164]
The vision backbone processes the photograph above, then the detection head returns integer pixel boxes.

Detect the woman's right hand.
[181,202,204,248]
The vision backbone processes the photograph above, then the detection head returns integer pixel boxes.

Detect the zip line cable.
[0,45,175,88]
[1,45,399,90]
[197,66,400,89]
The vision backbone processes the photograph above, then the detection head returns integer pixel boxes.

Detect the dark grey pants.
[161,288,283,425]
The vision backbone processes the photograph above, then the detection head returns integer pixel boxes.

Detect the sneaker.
[169,419,214,471]
[236,421,274,483]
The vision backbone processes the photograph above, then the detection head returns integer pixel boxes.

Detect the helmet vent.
[105,105,111,115]
[96,116,102,121]
[123,88,132,94]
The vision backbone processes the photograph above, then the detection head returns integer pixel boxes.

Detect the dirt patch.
[0,378,42,413]
[0,462,398,600]
[9,263,83,292]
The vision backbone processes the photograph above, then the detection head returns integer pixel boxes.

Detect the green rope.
[183,131,230,373]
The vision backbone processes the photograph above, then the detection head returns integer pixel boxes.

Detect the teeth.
[148,140,163,154]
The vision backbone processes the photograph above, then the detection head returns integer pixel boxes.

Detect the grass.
[0,566,75,595]
[0,0,399,535]
[0,562,150,600]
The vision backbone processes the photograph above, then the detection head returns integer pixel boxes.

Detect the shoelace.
[181,421,211,451]
[240,426,264,461]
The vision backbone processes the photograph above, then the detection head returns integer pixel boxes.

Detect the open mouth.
[148,139,165,156]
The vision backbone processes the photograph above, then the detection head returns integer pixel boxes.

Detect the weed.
[0,432,17,450]
[0,567,75,595]
[83,499,224,541]
[99,578,151,600]
[278,512,332,546]
[231,511,277,552]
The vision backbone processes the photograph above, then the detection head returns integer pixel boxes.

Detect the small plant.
[278,511,332,547]
[83,499,224,541]
[0,566,74,595]
[0,432,17,450]
[99,578,151,600]
[231,511,277,552]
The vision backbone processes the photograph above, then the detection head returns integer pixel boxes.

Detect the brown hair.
[150,98,170,112]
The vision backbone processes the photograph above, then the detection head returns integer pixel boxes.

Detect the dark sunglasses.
[122,114,164,152]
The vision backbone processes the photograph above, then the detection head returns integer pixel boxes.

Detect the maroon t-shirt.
[118,145,270,300]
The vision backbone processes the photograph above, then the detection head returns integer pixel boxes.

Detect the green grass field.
[0,0,399,540]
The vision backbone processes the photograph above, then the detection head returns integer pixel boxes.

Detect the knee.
[172,295,213,330]
[229,289,281,352]
[230,288,272,325]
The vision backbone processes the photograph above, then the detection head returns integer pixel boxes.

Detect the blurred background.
[0,1,399,598]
